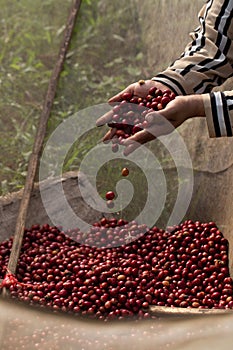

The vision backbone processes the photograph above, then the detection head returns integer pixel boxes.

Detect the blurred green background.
[0,0,146,195]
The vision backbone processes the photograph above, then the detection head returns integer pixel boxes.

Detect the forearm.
[152,0,233,95]
[157,91,233,139]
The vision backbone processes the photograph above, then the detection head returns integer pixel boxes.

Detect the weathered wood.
[149,305,233,317]
[7,0,82,276]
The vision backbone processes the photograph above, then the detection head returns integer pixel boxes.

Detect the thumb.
[108,93,123,103]
[108,84,136,103]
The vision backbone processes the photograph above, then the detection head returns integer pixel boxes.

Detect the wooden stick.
[149,305,233,317]
[6,0,82,275]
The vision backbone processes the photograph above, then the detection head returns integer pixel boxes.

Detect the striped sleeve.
[152,0,233,95]
[203,91,233,137]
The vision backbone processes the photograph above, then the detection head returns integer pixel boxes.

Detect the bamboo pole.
[6,0,82,276]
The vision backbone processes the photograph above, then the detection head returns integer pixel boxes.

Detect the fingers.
[145,111,175,133]
[108,80,159,103]
[96,110,114,127]
[97,81,151,126]
[121,113,176,156]
[123,142,140,156]
[145,112,166,126]
[108,85,135,103]
[122,130,155,156]
[108,93,124,103]
[102,127,117,142]
[96,85,135,126]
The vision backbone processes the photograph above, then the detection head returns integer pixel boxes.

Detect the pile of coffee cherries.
[0,218,233,320]
[109,86,175,152]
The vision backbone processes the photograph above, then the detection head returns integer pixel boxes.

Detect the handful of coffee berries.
[108,86,176,152]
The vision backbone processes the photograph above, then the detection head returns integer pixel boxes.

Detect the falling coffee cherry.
[105,191,115,200]
[106,200,114,209]
[111,144,119,153]
[121,167,129,177]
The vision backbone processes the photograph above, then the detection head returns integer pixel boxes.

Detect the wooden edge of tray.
[148,305,233,317]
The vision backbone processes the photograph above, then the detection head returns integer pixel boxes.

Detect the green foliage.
[51,0,145,120]
[0,0,73,194]
[0,0,185,228]
[0,0,145,196]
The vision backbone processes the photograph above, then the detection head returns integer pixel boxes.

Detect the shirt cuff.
[202,92,233,138]
[151,71,195,96]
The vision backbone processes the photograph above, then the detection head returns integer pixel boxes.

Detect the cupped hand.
[108,80,169,103]
[96,80,169,128]
[122,94,205,155]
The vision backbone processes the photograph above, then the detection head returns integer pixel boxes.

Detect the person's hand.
[108,80,170,103]
[96,79,170,129]
[122,94,205,155]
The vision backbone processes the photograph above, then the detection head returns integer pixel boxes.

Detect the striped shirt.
[152,0,233,137]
